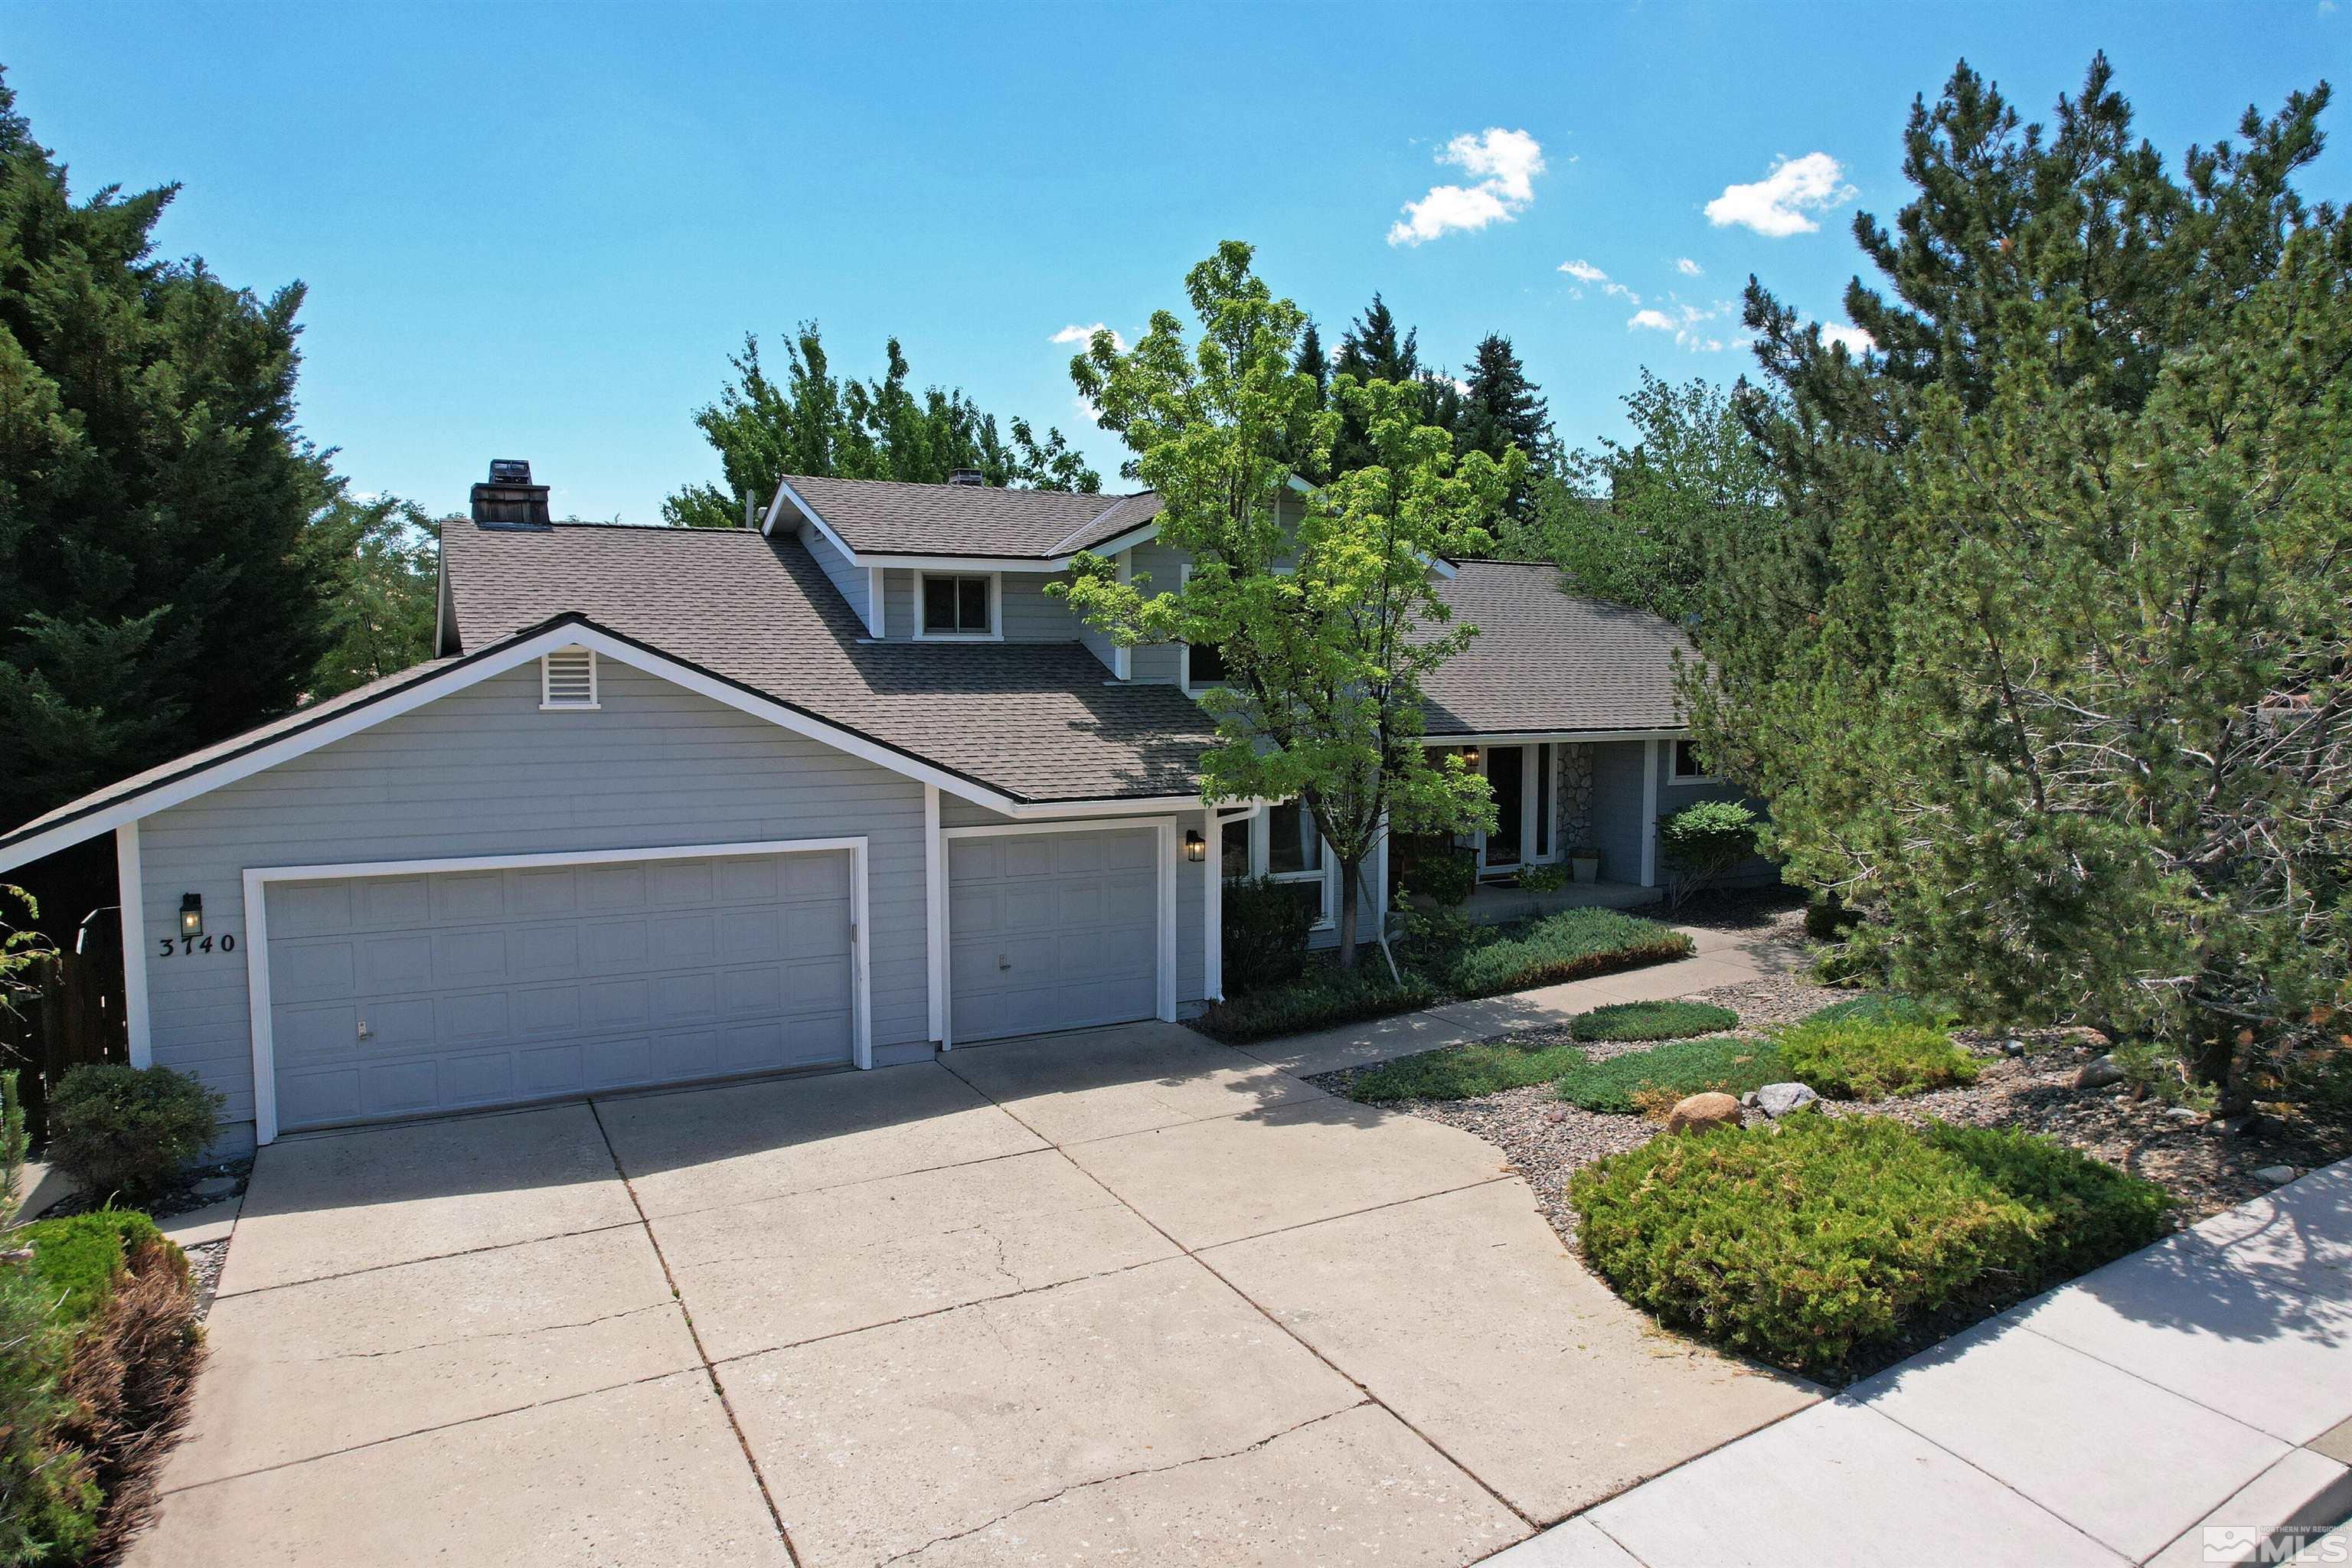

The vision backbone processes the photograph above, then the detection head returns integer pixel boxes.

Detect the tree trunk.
[1334,854,1361,969]
[2188,1010,2250,1114]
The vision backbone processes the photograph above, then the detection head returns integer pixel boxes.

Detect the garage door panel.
[269,848,858,1132]
[949,828,1160,1044]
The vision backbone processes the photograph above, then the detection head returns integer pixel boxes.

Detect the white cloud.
[1676,257,1704,276]
[1388,128,1545,246]
[1704,152,1856,237]
[1051,322,1125,351]
[1819,322,1876,356]
[1557,257,1638,304]
[1628,299,1743,353]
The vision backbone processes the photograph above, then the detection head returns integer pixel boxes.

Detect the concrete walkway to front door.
[133,1021,1813,1566]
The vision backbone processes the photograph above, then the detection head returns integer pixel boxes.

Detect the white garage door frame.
[243,836,872,1145]
[933,817,1178,1050]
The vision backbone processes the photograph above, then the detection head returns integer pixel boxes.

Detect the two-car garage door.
[264,848,855,1133]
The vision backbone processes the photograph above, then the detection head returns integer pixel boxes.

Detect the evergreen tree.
[1693,56,2346,1102]
[0,70,337,830]
[1455,333,1556,516]
[1328,295,1424,473]
[304,492,442,699]
[665,327,1099,527]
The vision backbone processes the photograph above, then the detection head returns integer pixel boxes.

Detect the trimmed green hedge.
[1553,1036,1784,1113]
[1568,1115,2171,1371]
[1776,1016,1979,1099]
[1570,1000,1742,1043]
[1440,909,1693,998]
[18,1211,164,1327]
[1196,966,1439,1044]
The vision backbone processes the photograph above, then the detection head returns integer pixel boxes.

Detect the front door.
[1484,746,1525,871]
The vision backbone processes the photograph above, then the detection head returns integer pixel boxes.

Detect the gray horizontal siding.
[876,567,1097,649]
[803,527,871,627]
[1590,740,1653,886]
[136,660,931,1140]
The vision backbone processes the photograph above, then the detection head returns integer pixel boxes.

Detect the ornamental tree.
[1057,243,1517,966]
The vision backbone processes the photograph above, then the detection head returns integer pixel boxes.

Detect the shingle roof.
[1421,559,1694,736]
[441,522,1216,802]
[778,475,1162,560]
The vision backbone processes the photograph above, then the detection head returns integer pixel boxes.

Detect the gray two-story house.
[0,464,1751,1152]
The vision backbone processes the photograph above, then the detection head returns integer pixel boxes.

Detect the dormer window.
[915,571,999,640]
[540,647,599,710]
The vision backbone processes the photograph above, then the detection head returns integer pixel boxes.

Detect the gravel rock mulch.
[1309,968,2352,1248]
[186,1236,228,1321]
[29,1155,250,1224]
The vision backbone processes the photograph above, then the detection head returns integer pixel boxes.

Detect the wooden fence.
[0,948,127,1140]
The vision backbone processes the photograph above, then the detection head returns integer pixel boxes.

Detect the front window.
[1673,740,1714,780]
[920,574,993,636]
[1225,800,1332,927]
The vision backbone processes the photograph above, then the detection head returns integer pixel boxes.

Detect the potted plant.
[1567,845,1602,883]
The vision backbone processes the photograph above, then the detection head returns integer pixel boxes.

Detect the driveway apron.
[136,1019,1815,1566]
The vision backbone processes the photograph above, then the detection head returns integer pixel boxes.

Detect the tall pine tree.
[1455,333,1555,517]
[665,328,1099,528]
[0,70,337,831]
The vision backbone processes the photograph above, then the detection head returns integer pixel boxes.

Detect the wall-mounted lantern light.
[179,893,204,939]
[1461,746,1481,770]
[1183,830,1207,863]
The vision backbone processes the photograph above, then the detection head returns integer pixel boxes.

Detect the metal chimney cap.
[946,467,986,487]
[487,458,533,484]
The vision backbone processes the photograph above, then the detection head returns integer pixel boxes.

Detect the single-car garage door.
[263,848,854,1132]
[949,828,1159,1044]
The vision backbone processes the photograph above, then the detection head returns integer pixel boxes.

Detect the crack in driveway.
[296,1302,677,1363]
[876,1400,1373,1565]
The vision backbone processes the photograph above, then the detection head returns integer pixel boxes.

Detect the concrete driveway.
[135,1023,1812,1566]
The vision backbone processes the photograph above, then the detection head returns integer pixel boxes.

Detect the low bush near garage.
[45,1065,224,1202]
[1567,1115,2171,1373]
[1439,909,1693,999]
[1569,1000,1741,1044]
[0,1207,204,1564]
[1774,1015,1980,1099]
[1195,964,1439,1044]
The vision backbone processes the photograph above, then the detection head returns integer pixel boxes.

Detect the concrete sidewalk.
[1239,922,1799,1079]
[1491,1159,2352,1567]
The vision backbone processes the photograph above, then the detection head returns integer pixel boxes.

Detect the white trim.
[116,822,152,1069]
[538,646,599,710]
[935,815,1182,1036]
[0,619,1234,874]
[1112,550,1133,682]
[1665,738,1720,786]
[243,835,872,1146]
[1640,739,1661,888]
[1156,822,1178,1021]
[866,567,885,639]
[1429,728,1689,747]
[1204,802,1257,1002]
[923,785,945,1044]
[911,569,1002,641]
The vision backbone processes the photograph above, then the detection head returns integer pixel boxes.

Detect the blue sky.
[5,3,2342,522]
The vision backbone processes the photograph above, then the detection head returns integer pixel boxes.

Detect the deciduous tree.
[1057,243,1517,965]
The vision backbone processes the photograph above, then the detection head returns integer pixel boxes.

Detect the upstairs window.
[1672,740,1716,781]
[540,647,599,710]
[918,573,996,639]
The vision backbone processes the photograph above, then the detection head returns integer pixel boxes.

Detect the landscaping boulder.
[1753,1082,1819,1120]
[1663,1092,1743,1135]
[2074,1054,2127,1089]
[2256,1165,2299,1186]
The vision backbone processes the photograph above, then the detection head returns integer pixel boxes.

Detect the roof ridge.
[1047,492,1138,556]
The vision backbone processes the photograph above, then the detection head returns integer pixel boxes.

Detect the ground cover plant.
[1775,1014,1980,1099]
[1570,1000,1740,1043]
[1568,1114,2171,1372]
[1348,1035,1593,1102]
[1553,1036,1784,1115]
[1197,906,1692,1043]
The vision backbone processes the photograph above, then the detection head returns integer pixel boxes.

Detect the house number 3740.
[158,935,235,957]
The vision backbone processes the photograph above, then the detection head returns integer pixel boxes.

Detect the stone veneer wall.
[1557,743,1595,852]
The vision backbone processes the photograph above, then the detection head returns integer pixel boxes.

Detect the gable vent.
[539,647,599,710]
